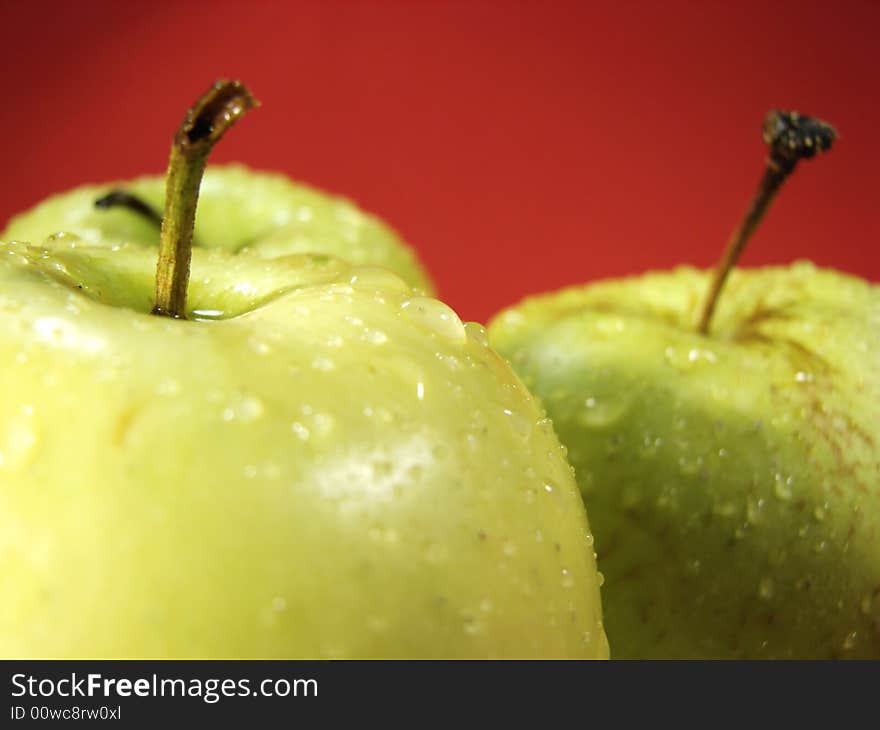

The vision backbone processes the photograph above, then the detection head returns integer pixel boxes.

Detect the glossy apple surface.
[2,164,434,294]
[490,263,879,658]
[0,235,607,658]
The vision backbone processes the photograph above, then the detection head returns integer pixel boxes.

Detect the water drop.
[678,454,704,477]
[746,496,765,525]
[664,346,716,370]
[577,395,630,429]
[0,405,39,472]
[227,397,259,423]
[561,569,575,589]
[155,378,181,397]
[399,296,466,344]
[311,412,335,438]
[362,328,388,345]
[191,308,225,321]
[249,338,272,356]
[758,577,775,600]
[502,408,531,438]
[773,473,793,500]
[291,422,310,441]
[464,322,489,347]
[349,267,410,293]
[312,356,335,372]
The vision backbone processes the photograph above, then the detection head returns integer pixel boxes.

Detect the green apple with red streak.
[490,111,880,658]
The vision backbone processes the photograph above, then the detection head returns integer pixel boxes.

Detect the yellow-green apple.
[0,81,607,659]
[489,111,880,659]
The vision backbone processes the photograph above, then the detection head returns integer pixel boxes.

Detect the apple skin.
[489,262,880,659]
[0,236,607,658]
[2,164,434,295]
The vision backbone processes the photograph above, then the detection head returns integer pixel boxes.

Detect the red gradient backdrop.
[1,0,877,323]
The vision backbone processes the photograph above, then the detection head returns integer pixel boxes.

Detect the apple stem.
[95,190,163,228]
[696,111,836,335]
[152,80,259,319]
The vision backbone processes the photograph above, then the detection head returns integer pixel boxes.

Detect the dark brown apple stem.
[152,80,259,318]
[696,111,837,335]
[95,190,164,228]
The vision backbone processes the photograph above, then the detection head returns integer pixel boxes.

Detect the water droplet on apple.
[311,356,335,372]
[291,422,310,441]
[191,308,225,321]
[664,346,717,370]
[222,394,264,423]
[677,454,704,477]
[746,496,765,525]
[597,571,605,587]
[435,352,462,371]
[561,569,575,589]
[349,267,410,293]
[502,408,531,438]
[640,434,663,456]
[501,539,517,557]
[758,577,775,600]
[310,412,334,438]
[155,378,181,397]
[249,338,272,356]
[361,328,387,345]
[399,297,466,344]
[464,322,489,347]
[0,405,39,472]
[773,473,793,500]
[842,631,858,651]
[577,394,630,430]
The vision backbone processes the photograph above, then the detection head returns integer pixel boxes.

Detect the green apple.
[0,80,607,659]
[3,165,434,295]
[489,111,880,658]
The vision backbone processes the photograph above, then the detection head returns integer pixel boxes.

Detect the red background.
[1,0,877,324]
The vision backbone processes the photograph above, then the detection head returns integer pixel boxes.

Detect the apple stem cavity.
[696,110,837,335]
[95,190,164,229]
[152,80,259,319]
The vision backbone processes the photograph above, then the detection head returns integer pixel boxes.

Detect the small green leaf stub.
[95,190,163,229]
